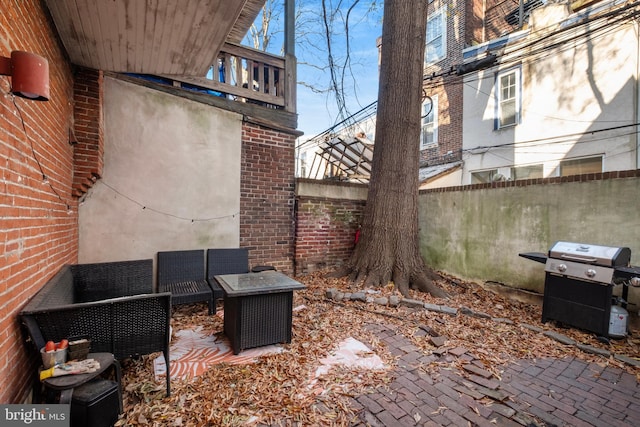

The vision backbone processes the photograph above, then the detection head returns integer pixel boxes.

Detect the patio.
[114,271,640,426]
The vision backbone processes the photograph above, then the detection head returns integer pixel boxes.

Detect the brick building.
[419,0,527,187]
[1,0,299,404]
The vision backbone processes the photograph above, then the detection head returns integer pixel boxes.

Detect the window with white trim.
[426,8,446,64]
[420,95,438,150]
[496,68,521,129]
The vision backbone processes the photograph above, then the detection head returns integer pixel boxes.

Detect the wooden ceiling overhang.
[44,0,265,76]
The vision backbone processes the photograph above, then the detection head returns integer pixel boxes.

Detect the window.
[496,68,521,129]
[511,164,543,180]
[420,95,438,149]
[471,169,499,184]
[426,8,446,64]
[559,156,602,176]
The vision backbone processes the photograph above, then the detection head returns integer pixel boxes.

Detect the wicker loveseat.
[20,259,172,396]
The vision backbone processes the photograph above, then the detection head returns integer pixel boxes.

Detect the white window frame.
[420,95,438,150]
[495,67,521,129]
[426,8,446,64]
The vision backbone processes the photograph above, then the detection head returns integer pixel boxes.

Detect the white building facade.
[461,0,640,184]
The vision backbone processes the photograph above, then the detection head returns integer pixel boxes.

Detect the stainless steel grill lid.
[548,241,631,267]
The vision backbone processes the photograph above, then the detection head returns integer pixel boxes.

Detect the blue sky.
[290,2,383,138]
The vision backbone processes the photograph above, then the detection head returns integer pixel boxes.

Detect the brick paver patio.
[349,323,640,426]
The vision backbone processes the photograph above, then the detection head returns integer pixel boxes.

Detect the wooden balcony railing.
[161,42,296,114]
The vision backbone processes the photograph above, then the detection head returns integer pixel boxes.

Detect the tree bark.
[339,0,447,299]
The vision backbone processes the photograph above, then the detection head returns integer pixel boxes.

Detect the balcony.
[161,43,296,114]
[43,0,297,120]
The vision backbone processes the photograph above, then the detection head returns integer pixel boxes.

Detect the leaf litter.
[115,270,640,426]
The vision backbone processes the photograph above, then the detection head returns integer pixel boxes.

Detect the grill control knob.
[557,264,567,273]
[631,277,640,287]
[586,269,597,278]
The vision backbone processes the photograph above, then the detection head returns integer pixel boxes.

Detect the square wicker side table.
[215,271,306,354]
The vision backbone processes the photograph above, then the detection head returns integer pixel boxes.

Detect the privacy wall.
[295,179,366,273]
[79,77,242,264]
[295,171,640,307]
[421,171,640,305]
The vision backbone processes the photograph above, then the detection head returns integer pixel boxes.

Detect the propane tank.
[609,299,629,338]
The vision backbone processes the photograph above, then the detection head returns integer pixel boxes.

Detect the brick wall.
[422,0,467,166]
[72,67,103,197]
[485,0,520,40]
[240,122,297,273]
[421,0,525,168]
[294,196,365,274]
[0,0,77,403]
[466,0,486,45]
[294,180,367,274]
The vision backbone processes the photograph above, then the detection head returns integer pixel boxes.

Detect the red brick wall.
[294,195,365,274]
[466,0,486,45]
[0,0,77,403]
[422,0,467,166]
[420,80,464,166]
[72,67,104,197]
[240,122,297,273]
[485,0,520,40]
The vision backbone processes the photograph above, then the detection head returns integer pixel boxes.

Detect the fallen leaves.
[114,270,640,426]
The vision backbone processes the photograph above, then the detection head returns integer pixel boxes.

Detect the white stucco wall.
[462,4,639,183]
[79,77,242,264]
[419,175,640,307]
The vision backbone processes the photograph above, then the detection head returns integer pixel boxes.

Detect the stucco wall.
[79,77,241,264]
[294,172,640,308]
[419,172,640,306]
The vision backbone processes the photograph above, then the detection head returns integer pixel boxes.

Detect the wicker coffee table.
[215,271,306,354]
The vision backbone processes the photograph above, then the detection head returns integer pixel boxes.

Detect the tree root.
[411,272,449,299]
[334,264,449,299]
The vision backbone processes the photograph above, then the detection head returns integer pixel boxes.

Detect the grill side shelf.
[614,265,640,280]
[519,252,547,264]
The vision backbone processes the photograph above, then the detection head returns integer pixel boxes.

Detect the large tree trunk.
[340,0,447,299]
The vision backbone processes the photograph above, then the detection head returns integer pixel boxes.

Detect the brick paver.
[350,323,639,426]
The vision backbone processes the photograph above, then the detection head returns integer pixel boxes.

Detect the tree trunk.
[340,0,447,299]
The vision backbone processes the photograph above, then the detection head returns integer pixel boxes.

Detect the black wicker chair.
[157,250,215,314]
[206,248,250,305]
[20,259,171,397]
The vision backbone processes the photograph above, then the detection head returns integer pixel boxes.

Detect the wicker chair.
[157,250,215,314]
[20,259,171,396]
[206,248,250,305]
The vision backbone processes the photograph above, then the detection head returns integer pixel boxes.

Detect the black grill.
[520,241,639,337]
